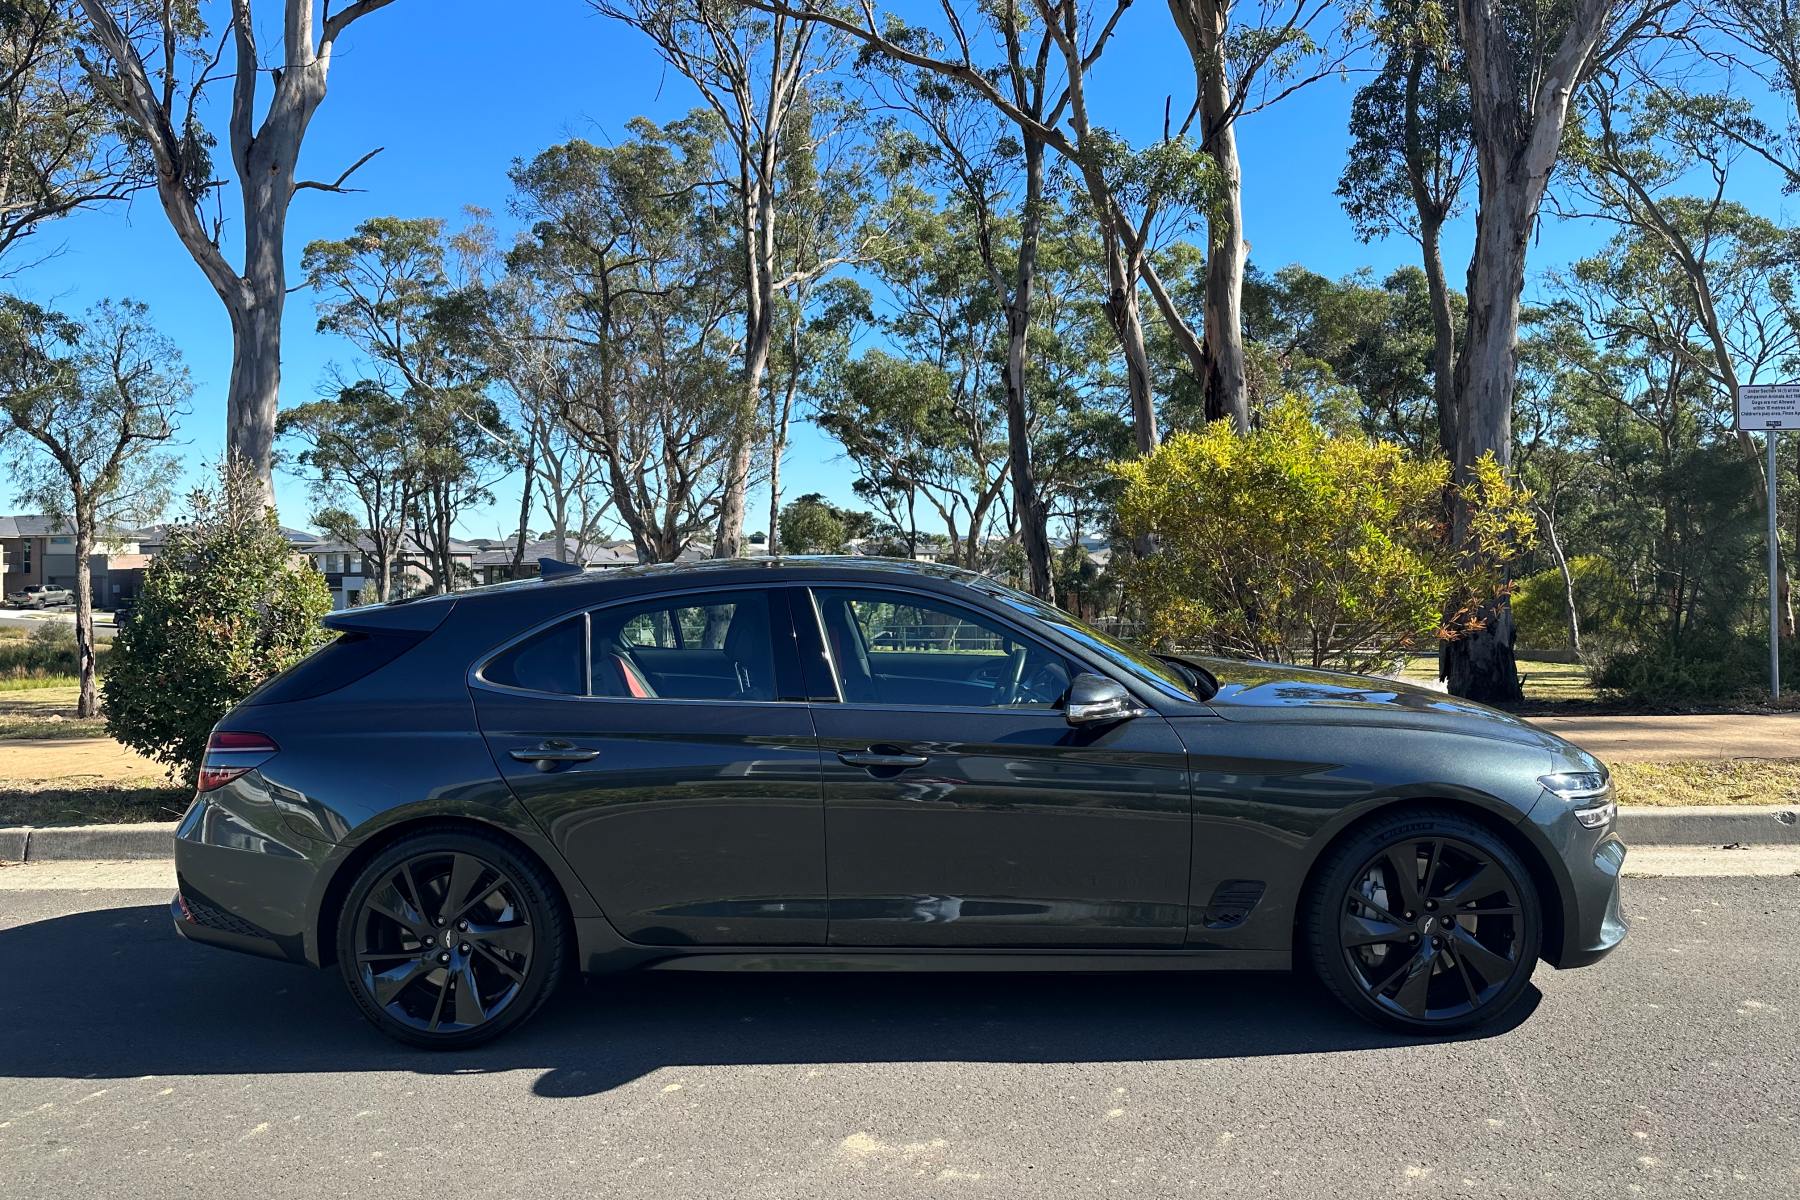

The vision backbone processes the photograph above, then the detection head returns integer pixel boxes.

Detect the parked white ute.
[5,584,75,609]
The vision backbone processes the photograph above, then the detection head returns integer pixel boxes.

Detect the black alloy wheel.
[1307,809,1541,1032]
[337,829,567,1048]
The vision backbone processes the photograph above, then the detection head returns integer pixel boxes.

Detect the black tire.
[1304,807,1542,1033]
[335,827,570,1049]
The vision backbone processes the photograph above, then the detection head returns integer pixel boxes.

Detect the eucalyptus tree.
[814,199,1014,570]
[590,0,872,559]
[74,0,404,498]
[1338,0,1473,459]
[746,0,1178,452]
[0,298,185,715]
[1443,0,1678,702]
[302,216,506,592]
[0,0,149,270]
[1691,0,1800,193]
[277,381,417,603]
[508,122,743,563]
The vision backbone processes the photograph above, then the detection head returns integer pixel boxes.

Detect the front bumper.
[1525,789,1628,968]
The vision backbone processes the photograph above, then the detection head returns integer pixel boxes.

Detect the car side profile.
[172,557,1626,1047]
[6,584,74,609]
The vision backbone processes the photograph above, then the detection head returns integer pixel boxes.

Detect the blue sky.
[7,1,1793,538]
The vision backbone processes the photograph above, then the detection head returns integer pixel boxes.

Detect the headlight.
[1540,771,1615,829]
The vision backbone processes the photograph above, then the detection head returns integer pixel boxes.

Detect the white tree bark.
[76,0,398,502]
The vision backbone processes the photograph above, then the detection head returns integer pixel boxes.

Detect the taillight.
[196,731,279,792]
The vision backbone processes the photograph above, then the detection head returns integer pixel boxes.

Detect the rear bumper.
[171,786,331,967]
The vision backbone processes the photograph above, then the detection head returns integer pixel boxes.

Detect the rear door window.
[591,591,780,701]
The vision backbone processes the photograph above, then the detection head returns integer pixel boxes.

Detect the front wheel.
[1305,809,1542,1033]
[335,828,569,1048]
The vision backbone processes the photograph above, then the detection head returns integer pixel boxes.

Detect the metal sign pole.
[1771,430,1782,700]
[1736,383,1799,701]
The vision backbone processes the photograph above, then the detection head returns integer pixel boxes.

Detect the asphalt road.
[1,876,1797,1200]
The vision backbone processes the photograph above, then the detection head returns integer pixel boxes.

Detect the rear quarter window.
[244,629,428,706]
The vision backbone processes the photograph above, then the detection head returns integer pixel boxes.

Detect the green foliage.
[778,494,850,554]
[102,465,332,784]
[1114,397,1535,671]
[1511,556,1635,652]
[1591,634,1799,707]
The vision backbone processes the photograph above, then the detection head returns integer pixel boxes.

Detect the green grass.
[0,625,109,690]
[0,782,189,828]
[1610,759,1800,808]
[0,686,109,739]
[1394,655,1597,705]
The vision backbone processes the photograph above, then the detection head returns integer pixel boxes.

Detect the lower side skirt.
[575,919,1289,974]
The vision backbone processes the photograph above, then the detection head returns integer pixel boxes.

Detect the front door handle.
[509,741,601,771]
[838,750,929,770]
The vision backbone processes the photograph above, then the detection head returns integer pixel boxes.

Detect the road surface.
[1,867,1796,1199]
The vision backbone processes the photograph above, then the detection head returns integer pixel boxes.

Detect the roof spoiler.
[322,596,455,635]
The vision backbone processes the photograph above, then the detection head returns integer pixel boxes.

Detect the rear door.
[472,586,827,946]
[802,585,1192,948]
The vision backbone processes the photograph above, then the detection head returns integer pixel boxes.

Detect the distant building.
[301,533,480,609]
[0,516,142,605]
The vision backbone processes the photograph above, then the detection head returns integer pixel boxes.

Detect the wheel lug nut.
[459,943,471,954]
[424,935,434,946]
[1431,936,1442,947]
[1403,911,1414,920]
[436,917,447,927]
[1424,901,1435,910]
[457,921,468,932]
[1408,934,1419,944]
[438,952,450,964]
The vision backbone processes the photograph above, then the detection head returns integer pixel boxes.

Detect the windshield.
[973,581,1209,702]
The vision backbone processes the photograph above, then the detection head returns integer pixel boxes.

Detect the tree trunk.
[1421,217,1458,462]
[767,428,784,556]
[1444,189,1530,704]
[1007,141,1054,601]
[73,508,97,719]
[1167,0,1249,430]
[1539,503,1582,658]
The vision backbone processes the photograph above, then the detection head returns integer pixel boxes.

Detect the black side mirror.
[1065,673,1145,726]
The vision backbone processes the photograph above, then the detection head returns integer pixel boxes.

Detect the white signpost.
[1735,383,1800,699]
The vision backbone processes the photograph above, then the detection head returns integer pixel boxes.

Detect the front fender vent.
[1202,880,1266,929]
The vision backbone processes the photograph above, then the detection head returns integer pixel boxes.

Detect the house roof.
[0,515,139,540]
[305,532,481,558]
[470,539,641,569]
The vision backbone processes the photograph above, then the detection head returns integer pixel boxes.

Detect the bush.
[1591,633,1798,707]
[1512,555,1634,653]
[1112,396,1535,672]
[103,465,332,783]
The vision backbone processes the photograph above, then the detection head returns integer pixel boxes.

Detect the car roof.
[327,556,1000,633]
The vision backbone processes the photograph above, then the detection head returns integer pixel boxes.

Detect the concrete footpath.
[1531,711,1800,761]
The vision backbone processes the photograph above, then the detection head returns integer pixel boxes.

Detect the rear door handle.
[509,741,601,771]
[838,750,929,770]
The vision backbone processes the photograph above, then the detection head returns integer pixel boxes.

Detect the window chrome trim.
[468,581,810,707]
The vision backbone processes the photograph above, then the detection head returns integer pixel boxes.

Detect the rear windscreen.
[243,629,427,706]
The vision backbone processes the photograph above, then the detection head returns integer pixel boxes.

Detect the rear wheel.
[335,829,568,1048]
[1306,809,1541,1033]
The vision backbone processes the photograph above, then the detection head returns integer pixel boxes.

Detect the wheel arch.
[1291,796,1570,966]
[310,814,580,971]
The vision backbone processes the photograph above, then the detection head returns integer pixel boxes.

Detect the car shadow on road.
[1,904,1539,1096]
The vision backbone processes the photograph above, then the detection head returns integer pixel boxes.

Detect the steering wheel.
[997,647,1029,706]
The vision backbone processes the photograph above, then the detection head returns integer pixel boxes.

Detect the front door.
[803,586,1191,947]
[472,586,826,946]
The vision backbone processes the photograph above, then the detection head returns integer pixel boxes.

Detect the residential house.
[0,515,142,605]
[303,533,480,609]
[469,539,643,586]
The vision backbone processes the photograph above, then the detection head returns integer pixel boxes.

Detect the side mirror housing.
[1065,673,1145,726]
